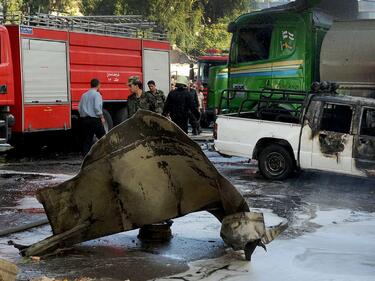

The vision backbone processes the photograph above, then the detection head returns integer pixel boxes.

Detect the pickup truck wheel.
[258,144,293,180]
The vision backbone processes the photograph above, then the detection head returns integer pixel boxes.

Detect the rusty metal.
[20,110,286,260]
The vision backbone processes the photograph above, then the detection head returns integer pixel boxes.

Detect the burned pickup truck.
[214,87,375,180]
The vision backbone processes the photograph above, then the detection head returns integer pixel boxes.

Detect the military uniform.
[127,91,155,117]
[146,89,165,114]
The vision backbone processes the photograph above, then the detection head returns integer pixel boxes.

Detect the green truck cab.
[222,7,332,113]
[207,65,228,119]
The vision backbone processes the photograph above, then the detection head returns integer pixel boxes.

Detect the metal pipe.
[0,219,49,237]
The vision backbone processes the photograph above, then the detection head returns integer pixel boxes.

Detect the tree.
[2,0,80,16]
[199,0,249,23]
[2,0,254,55]
[147,0,203,54]
[80,0,122,15]
[2,0,23,16]
[196,20,231,53]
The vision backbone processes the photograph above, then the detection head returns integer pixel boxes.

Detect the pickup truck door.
[353,107,375,176]
[311,102,354,173]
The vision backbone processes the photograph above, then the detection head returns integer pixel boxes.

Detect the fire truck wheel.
[113,107,128,125]
[103,109,113,133]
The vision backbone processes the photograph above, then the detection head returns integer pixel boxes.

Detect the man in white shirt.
[78,78,106,156]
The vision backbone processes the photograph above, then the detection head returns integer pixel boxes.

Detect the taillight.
[213,123,218,140]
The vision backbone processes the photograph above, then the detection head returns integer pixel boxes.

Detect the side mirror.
[227,22,237,33]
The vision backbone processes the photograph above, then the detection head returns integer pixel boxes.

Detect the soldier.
[146,80,165,114]
[127,77,155,118]
[163,76,199,133]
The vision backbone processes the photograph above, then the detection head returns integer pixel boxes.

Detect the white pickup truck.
[214,93,375,180]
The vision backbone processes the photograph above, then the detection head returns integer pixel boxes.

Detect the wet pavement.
[1,136,375,280]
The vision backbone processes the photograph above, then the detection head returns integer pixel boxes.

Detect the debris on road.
[0,219,49,237]
[15,111,286,260]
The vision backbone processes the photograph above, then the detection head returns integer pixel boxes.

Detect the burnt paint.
[318,132,347,156]
[299,98,374,175]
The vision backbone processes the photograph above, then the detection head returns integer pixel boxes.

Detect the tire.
[102,109,113,133]
[200,112,209,128]
[258,144,294,180]
[113,107,128,126]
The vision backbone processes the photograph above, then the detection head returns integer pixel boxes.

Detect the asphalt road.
[1,139,374,281]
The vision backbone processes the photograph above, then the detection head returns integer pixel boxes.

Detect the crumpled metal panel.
[24,110,286,258]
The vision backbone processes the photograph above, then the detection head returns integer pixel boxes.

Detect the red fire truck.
[196,52,228,91]
[0,14,171,151]
[196,51,228,127]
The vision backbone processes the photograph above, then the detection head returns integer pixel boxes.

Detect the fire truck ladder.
[2,13,167,41]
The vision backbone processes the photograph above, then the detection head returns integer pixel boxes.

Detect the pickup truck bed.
[215,113,301,160]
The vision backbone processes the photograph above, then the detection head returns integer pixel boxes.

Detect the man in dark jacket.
[163,76,199,134]
[188,82,201,135]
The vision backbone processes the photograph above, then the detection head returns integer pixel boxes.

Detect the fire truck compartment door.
[143,49,170,95]
[22,39,69,103]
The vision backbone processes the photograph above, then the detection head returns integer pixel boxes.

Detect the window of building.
[320,103,353,134]
[360,108,375,137]
[237,26,273,63]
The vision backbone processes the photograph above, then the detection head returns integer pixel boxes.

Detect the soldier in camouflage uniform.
[146,80,165,115]
[127,77,155,118]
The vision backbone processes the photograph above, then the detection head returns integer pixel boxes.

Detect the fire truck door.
[21,38,70,131]
[143,49,170,95]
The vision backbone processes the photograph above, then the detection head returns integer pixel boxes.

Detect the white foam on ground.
[156,209,375,281]
[10,197,43,210]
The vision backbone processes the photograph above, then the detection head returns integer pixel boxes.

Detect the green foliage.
[2,0,23,16]
[199,0,249,23]
[196,21,231,53]
[147,0,203,54]
[76,0,250,54]
[1,0,80,15]
[80,0,121,15]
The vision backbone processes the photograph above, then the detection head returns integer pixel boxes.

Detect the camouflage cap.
[128,76,140,85]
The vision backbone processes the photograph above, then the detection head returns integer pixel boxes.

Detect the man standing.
[78,78,106,156]
[127,77,155,118]
[188,82,200,135]
[197,85,206,127]
[163,76,199,133]
[146,80,165,114]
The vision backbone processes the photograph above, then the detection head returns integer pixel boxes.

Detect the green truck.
[210,0,375,116]
[206,65,228,122]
